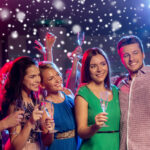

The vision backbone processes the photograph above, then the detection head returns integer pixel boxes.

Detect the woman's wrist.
[27,118,35,129]
[91,124,100,132]
[0,119,6,130]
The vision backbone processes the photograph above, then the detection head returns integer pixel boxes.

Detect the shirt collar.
[138,65,150,74]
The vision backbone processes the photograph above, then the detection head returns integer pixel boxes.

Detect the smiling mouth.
[96,73,105,77]
[32,83,39,87]
[55,84,62,87]
[129,62,138,67]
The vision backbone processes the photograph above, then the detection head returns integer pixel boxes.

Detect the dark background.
[0,0,150,76]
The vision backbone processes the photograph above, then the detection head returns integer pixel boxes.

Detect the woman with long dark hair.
[75,48,120,150]
[1,56,43,150]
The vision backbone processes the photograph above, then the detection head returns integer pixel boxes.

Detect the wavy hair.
[1,56,38,118]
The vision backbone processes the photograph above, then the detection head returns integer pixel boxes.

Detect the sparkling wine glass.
[100,91,109,127]
[76,32,84,59]
[67,32,84,60]
[35,98,45,132]
[45,101,57,133]
[77,32,85,47]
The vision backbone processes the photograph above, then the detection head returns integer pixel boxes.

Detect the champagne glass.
[100,91,109,127]
[67,32,85,60]
[34,98,45,132]
[76,32,84,59]
[77,32,85,47]
[45,101,57,133]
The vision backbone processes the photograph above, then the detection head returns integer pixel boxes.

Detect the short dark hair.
[117,35,144,55]
[81,47,111,89]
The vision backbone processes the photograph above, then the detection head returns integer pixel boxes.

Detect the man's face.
[119,43,144,74]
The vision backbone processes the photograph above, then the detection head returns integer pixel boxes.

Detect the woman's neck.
[46,91,64,103]
[87,81,112,100]
[47,90,60,97]
[21,89,32,103]
[88,81,106,91]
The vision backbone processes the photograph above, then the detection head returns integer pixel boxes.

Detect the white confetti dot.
[36,54,40,58]
[0,8,10,21]
[68,20,72,24]
[11,31,19,39]
[66,33,70,37]
[59,67,63,71]
[72,24,81,34]
[28,40,32,44]
[60,31,64,34]
[9,45,14,50]
[27,50,31,54]
[22,49,26,53]
[6,59,10,62]
[16,11,26,23]
[53,0,65,11]
[89,18,93,23]
[99,19,103,22]
[86,27,90,30]
[57,44,61,48]
[26,34,30,38]
[140,3,145,8]
[117,10,121,14]
[112,21,122,32]
[61,41,65,45]
[64,49,67,53]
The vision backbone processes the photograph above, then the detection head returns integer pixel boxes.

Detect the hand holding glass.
[100,91,109,127]
[45,102,57,133]
[34,98,45,132]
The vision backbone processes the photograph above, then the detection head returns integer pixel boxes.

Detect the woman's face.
[22,65,41,92]
[89,54,108,84]
[41,68,63,93]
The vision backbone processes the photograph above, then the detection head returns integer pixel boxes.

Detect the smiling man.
[116,35,150,150]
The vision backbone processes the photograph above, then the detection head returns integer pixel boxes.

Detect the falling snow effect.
[52,0,65,11]
[16,11,26,23]
[11,31,19,39]
[0,0,150,75]
[0,8,10,21]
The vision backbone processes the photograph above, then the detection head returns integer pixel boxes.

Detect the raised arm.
[34,32,56,61]
[65,46,82,94]
[45,32,56,62]
[34,40,47,60]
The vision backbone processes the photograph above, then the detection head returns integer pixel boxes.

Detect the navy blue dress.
[45,93,77,150]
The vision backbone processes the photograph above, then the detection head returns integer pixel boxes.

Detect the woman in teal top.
[75,48,120,150]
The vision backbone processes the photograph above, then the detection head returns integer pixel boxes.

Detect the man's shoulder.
[111,74,128,87]
[143,65,150,72]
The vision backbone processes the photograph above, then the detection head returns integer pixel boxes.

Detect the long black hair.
[1,56,38,118]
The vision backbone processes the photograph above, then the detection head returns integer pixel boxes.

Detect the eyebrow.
[90,60,106,65]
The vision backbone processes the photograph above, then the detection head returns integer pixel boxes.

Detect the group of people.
[0,34,149,150]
